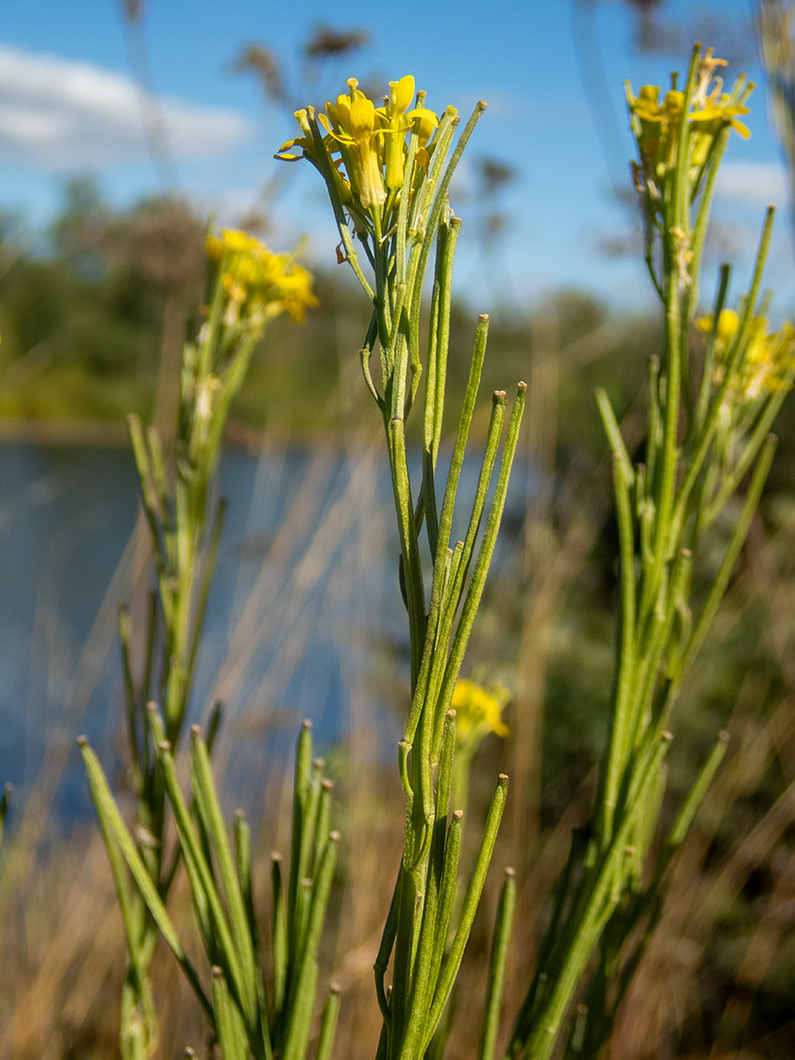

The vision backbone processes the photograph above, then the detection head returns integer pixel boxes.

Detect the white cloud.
[0,43,251,170]
[716,160,791,207]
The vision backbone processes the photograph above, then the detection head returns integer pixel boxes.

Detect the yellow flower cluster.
[275,75,441,226]
[626,50,751,207]
[451,678,510,748]
[205,228,317,325]
[696,308,795,407]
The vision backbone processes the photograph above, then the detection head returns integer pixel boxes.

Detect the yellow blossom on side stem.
[451,678,510,747]
[696,308,795,408]
[733,319,795,403]
[449,678,510,815]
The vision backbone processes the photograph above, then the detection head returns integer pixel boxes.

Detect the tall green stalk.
[278,75,525,1060]
[80,45,795,1060]
[504,45,795,1060]
[83,229,318,1058]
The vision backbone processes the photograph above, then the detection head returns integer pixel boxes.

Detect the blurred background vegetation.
[0,172,661,444]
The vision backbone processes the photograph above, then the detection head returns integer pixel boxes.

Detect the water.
[0,444,140,808]
[0,438,531,825]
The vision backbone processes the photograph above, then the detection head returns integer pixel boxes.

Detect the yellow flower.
[627,86,683,183]
[275,75,440,228]
[737,319,795,402]
[690,98,750,138]
[274,110,354,209]
[696,308,795,408]
[695,308,740,346]
[690,48,750,154]
[626,50,752,207]
[206,228,318,325]
[322,79,386,210]
[451,679,510,747]
[375,75,439,189]
[689,93,750,169]
[274,109,317,164]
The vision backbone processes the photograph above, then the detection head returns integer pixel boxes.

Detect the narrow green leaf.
[374,874,400,1022]
[212,966,249,1060]
[146,724,251,1033]
[289,722,314,944]
[78,738,213,1023]
[427,391,507,753]
[235,810,273,1060]
[283,832,339,1060]
[186,498,227,696]
[316,985,341,1060]
[118,606,142,790]
[595,389,634,487]
[696,264,731,428]
[423,774,508,1051]
[436,383,526,738]
[599,450,638,847]
[293,877,314,979]
[271,853,288,1025]
[206,700,223,755]
[684,435,776,672]
[190,726,257,998]
[315,778,333,870]
[668,730,729,850]
[282,959,319,1060]
[426,810,463,1003]
[298,758,325,885]
[409,101,487,328]
[478,868,517,1060]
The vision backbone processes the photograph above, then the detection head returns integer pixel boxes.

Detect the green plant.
[503,47,795,1060]
[80,718,338,1060]
[277,75,526,1060]
[280,52,795,1060]
[80,228,319,1058]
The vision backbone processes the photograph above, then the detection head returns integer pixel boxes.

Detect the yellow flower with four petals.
[276,75,440,228]
[626,49,752,209]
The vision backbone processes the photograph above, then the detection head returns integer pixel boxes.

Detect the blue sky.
[1,0,793,317]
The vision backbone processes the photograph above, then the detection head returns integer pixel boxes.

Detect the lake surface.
[0,438,530,824]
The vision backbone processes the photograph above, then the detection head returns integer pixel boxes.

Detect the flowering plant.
[276,75,440,230]
[279,75,525,1060]
[80,44,795,1060]
[504,46,795,1060]
[81,227,319,1059]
